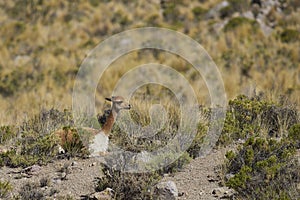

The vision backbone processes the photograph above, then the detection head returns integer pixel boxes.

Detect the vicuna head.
[105,96,131,116]
[100,96,131,135]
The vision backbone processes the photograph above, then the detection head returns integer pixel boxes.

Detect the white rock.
[212,187,236,198]
[153,181,178,200]
[90,188,114,200]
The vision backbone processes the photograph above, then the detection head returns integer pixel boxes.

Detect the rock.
[89,188,114,200]
[212,19,229,33]
[153,181,178,200]
[205,1,230,19]
[89,162,97,167]
[212,187,236,198]
[61,172,67,180]
[20,164,42,175]
[71,161,78,166]
[242,11,255,20]
[207,174,219,182]
[256,18,273,36]
[225,173,235,181]
[57,144,65,154]
[14,55,31,66]
[0,145,8,153]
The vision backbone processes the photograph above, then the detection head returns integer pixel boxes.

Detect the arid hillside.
[0,0,299,199]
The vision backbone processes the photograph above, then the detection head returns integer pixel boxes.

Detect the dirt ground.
[1,147,234,199]
[2,147,299,199]
[162,147,233,200]
[0,157,104,199]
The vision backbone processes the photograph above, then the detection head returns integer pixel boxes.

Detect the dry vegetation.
[0,0,299,199]
[0,0,299,123]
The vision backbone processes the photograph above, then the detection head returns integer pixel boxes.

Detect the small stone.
[178,191,185,197]
[57,145,65,154]
[207,174,219,182]
[225,173,235,181]
[53,178,62,184]
[61,172,67,180]
[212,187,236,198]
[153,181,178,200]
[90,188,114,200]
[89,162,97,167]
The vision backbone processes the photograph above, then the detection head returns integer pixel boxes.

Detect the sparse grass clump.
[18,182,44,200]
[0,125,16,144]
[187,122,208,158]
[0,108,78,167]
[0,180,12,199]
[97,165,161,200]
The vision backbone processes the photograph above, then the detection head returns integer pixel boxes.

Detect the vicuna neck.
[101,110,118,135]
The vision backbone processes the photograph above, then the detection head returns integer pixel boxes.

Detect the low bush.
[0,108,77,167]
[192,6,207,20]
[279,29,299,43]
[0,125,16,144]
[18,182,44,200]
[224,17,259,32]
[219,5,234,19]
[224,137,300,199]
[96,164,161,200]
[288,124,300,148]
[218,95,298,146]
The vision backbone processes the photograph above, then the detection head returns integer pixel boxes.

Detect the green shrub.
[279,29,299,43]
[219,5,234,19]
[192,6,207,19]
[224,17,259,32]
[288,124,300,148]
[226,165,252,189]
[1,150,38,168]
[218,95,270,145]
[225,150,235,161]
[218,95,298,146]
[224,137,299,199]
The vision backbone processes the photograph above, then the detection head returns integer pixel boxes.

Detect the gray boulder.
[153,181,178,200]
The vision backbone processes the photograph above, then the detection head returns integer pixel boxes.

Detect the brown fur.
[54,96,130,152]
[101,112,115,135]
[54,128,81,147]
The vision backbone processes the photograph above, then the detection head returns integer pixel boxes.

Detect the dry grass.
[0,0,298,123]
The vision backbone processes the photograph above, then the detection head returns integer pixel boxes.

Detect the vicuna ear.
[105,97,112,102]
